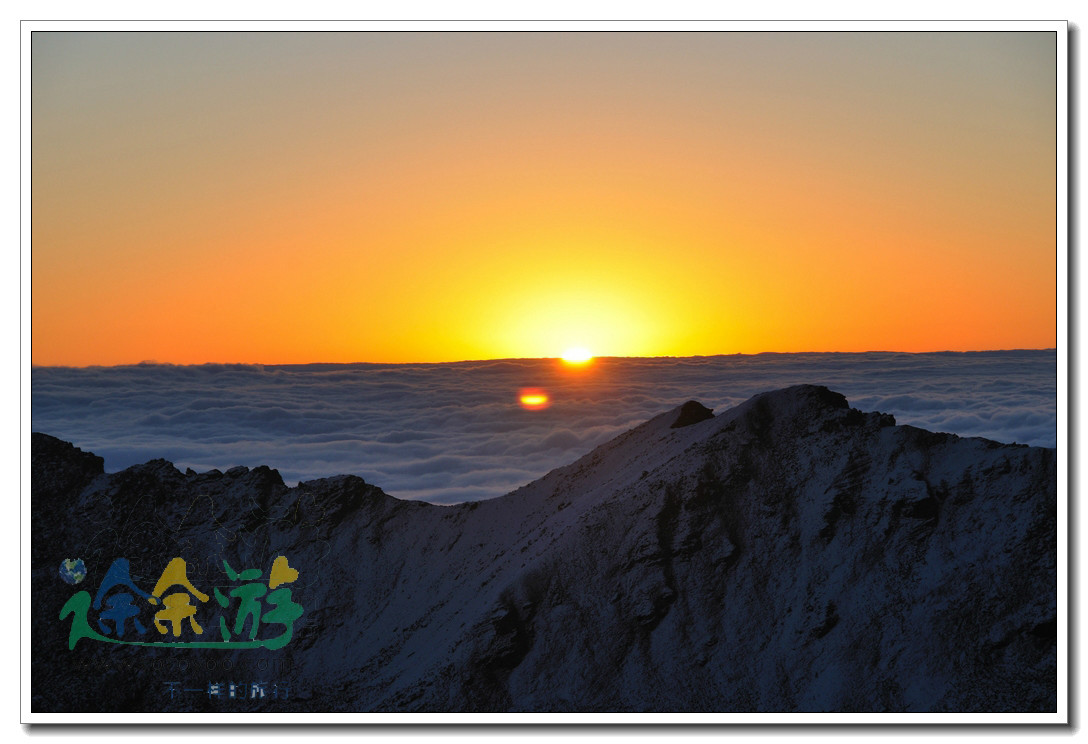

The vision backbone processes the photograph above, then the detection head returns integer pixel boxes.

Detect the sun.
[561,347,593,365]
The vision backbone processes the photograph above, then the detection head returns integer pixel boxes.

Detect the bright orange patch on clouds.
[518,389,550,410]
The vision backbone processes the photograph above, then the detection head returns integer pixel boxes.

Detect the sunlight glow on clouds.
[32,351,1055,504]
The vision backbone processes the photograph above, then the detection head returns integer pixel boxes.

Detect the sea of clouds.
[31,351,1056,504]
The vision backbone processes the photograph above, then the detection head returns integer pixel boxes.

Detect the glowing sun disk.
[561,347,593,364]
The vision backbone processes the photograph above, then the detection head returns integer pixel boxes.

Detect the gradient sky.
[32,31,1057,366]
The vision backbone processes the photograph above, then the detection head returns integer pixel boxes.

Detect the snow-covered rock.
[31,385,1056,712]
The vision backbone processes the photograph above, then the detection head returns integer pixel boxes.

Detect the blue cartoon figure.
[91,558,152,637]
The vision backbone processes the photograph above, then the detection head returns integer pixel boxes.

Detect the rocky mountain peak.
[670,400,715,428]
[30,387,1055,713]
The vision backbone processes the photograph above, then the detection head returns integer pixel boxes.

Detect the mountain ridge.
[31,385,1057,712]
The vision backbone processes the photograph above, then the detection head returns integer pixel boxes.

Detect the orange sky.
[31,31,1057,365]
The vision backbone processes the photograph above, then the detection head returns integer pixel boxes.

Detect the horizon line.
[29,347,1058,370]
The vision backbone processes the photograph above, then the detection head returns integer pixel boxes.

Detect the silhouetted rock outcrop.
[670,400,714,428]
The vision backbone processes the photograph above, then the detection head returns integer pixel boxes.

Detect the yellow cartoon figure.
[155,592,204,636]
[149,557,209,637]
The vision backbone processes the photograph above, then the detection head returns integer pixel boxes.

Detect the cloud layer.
[32,351,1056,504]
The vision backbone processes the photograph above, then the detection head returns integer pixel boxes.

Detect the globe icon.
[59,558,86,585]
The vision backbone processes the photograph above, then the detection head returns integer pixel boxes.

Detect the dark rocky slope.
[31,385,1056,712]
